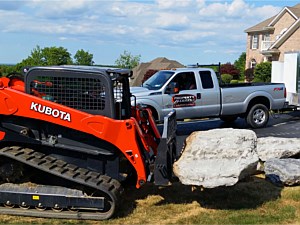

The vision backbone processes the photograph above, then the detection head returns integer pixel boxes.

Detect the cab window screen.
[30,75,105,110]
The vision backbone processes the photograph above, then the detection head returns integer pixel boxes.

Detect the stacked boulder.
[173,128,300,188]
[258,137,300,186]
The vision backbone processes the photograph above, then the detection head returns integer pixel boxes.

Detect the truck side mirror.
[165,82,179,94]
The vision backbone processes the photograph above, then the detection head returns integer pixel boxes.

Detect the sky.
[0,0,299,66]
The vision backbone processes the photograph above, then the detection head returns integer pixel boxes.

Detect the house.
[130,57,184,86]
[244,3,300,69]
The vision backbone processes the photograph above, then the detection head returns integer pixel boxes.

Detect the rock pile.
[173,128,300,188]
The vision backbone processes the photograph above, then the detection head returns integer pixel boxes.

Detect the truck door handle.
[197,93,201,99]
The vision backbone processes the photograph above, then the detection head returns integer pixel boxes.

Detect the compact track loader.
[0,66,177,219]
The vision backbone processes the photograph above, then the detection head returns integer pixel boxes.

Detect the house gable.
[271,19,300,51]
[269,7,298,26]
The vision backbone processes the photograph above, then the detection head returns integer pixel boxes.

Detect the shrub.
[221,74,233,84]
[253,62,271,82]
[220,63,240,80]
[230,80,238,84]
[245,68,254,82]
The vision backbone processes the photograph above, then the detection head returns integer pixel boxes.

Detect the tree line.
[0,46,270,83]
[0,46,141,76]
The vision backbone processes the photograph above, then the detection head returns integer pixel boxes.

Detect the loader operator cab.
[24,66,133,120]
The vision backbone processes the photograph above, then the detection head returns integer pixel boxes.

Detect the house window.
[250,59,257,68]
[251,35,259,49]
[263,34,270,41]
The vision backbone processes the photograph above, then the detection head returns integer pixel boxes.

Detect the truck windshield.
[142,71,175,90]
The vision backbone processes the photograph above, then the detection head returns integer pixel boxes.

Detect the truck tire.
[246,104,269,128]
[220,115,238,123]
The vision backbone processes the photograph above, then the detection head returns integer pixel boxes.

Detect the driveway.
[171,110,300,153]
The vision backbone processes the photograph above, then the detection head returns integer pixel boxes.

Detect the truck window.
[171,72,197,91]
[142,71,175,90]
[199,71,214,89]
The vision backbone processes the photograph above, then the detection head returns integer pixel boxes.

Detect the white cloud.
[27,0,92,19]
[251,5,281,19]
[196,0,206,8]
[155,13,190,30]
[155,0,193,9]
[0,0,288,65]
[109,2,152,17]
[171,30,216,43]
[204,49,217,53]
[228,0,248,16]
[198,0,280,19]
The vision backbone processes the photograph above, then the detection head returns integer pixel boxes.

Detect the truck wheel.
[246,104,269,128]
[220,116,238,123]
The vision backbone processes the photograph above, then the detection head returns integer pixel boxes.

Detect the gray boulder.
[173,128,259,188]
[264,158,300,186]
[257,137,300,161]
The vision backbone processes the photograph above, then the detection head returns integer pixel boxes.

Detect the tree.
[220,63,240,80]
[253,62,272,82]
[14,45,45,71]
[15,45,73,71]
[234,52,246,80]
[42,46,72,65]
[28,45,45,65]
[0,65,16,76]
[115,50,141,69]
[74,49,94,65]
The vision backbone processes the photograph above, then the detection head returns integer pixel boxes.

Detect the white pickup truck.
[130,67,286,128]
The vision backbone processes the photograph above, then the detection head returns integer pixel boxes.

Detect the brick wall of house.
[245,34,265,69]
[278,28,300,61]
[273,12,296,39]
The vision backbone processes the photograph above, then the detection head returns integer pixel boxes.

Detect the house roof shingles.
[130,57,184,86]
[245,3,300,33]
[288,6,300,17]
[244,16,275,33]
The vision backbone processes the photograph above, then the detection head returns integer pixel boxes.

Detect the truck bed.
[220,82,283,88]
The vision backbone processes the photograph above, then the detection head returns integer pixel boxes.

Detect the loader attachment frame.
[154,110,177,186]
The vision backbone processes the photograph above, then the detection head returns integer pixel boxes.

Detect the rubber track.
[0,146,123,220]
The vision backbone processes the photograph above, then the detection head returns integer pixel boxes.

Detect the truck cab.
[131,68,221,121]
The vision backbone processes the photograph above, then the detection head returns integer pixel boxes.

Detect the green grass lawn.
[0,176,299,225]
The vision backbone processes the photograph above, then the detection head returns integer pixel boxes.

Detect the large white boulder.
[173,128,259,188]
[257,137,300,161]
[265,158,300,186]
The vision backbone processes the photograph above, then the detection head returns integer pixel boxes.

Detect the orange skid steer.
[0,66,177,220]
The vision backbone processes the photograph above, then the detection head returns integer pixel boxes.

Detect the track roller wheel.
[4,201,15,208]
[52,204,63,212]
[35,203,46,211]
[68,207,78,212]
[19,202,30,209]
